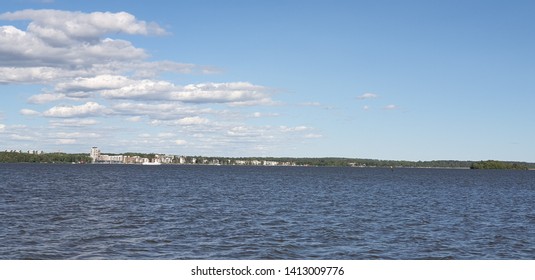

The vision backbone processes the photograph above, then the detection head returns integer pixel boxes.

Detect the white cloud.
[99,80,272,105]
[363,105,370,111]
[383,104,398,110]
[100,79,176,100]
[174,116,209,125]
[20,109,40,116]
[10,134,32,141]
[27,91,92,104]
[251,112,280,118]
[126,116,142,122]
[227,126,255,137]
[53,132,100,138]
[28,93,66,104]
[0,9,316,156]
[304,133,323,139]
[0,10,165,41]
[130,61,197,78]
[0,67,64,84]
[0,25,146,68]
[112,102,213,120]
[55,74,132,92]
[49,119,98,127]
[172,82,269,104]
[43,102,106,118]
[0,61,199,84]
[56,139,76,144]
[280,125,309,132]
[157,132,175,138]
[0,9,168,81]
[357,93,378,100]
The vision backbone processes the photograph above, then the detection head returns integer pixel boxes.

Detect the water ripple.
[1,164,535,259]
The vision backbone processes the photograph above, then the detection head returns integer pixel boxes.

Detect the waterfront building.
[90,147,100,163]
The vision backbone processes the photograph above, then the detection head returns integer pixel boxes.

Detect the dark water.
[1,164,534,259]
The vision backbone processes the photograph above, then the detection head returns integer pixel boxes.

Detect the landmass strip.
[1,147,533,170]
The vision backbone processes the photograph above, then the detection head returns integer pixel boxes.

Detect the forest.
[0,152,91,164]
[470,160,529,170]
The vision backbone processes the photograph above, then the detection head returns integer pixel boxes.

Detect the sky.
[0,0,534,161]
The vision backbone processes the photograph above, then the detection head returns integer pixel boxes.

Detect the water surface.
[1,164,534,259]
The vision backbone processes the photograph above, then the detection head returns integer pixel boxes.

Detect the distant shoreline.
[1,151,534,169]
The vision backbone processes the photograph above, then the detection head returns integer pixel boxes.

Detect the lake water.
[1,164,534,259]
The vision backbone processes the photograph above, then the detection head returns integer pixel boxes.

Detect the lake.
[1,164,534,259]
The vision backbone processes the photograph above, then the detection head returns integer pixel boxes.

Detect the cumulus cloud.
[1,9,274,108]
[0,9,165,41]
[357,93,378,100]
[0,9,169,82]
[0,25,146,68]
[28,93,66,104]
[43,102,106,118]
[172,82,268,104]
[99,80,272,105]
[99,79,176,100]
[0,67,65,84]
[0,9,321,155]
[0,61,200,85]
[55,74,132,92]
[20,109,40,116]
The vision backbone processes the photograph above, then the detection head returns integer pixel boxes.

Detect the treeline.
[470,160,529,170]
[225,157,535,169]
[230,157,475,168]
[1,151,534,169]
[0,152,92,163]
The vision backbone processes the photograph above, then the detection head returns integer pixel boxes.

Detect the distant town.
[1,147,534,170]
[89,147,297,166]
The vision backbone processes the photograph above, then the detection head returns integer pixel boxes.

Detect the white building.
[90,147,101,163]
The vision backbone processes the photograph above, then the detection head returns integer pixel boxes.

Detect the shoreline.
[4,162,535,170]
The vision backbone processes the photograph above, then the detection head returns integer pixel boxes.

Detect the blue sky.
[1,0,534,161]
